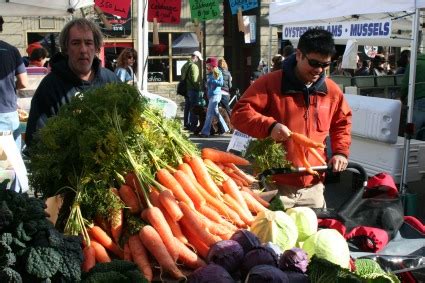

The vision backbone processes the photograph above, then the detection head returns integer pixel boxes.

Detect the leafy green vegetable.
[355,258,400,283]
[269,196,285,211]
[308,255,362,283]
[286,206,318,242]
[82,260,148,283]
[250,210,298,251]
[303,229,350,269]
[244,137,291,174]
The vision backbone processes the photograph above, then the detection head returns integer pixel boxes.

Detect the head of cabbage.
[302,229,350,269]
[286,207,318,242]
[250,210,298,251]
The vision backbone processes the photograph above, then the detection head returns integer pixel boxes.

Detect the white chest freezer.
[349,136,425,183]
[344,94,402,144]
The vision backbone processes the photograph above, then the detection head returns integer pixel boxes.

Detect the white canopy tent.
[268,0,425,189]
[0,0,93,16]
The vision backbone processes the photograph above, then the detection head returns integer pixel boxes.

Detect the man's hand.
[329,154,348,172]
[270,123,291,142]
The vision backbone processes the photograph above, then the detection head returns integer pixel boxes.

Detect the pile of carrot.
[80,148,270,281]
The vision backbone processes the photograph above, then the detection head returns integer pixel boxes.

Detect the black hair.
[29,47,48,61]
[397,50,411,68]
[297,28,336,57]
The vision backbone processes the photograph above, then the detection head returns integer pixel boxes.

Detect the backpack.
[177,63,192,97]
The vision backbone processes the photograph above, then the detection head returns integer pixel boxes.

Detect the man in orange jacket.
[231,28,352,208]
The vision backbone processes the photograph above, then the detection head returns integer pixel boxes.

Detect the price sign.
[189,0,221,21]
[95,0,131,18]
[148,0,181,24]
[229,0,258,15]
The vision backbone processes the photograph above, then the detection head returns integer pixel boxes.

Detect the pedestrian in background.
[0,38,28,150]
[199,57,229,137]
[181,51,203,132]
[218,58,232,115]
[115,48,137,84]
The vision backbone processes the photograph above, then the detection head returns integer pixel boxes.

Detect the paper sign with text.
[189,0,221,21]
[95,0,131,18]
[148,0,181,24]
[229,0,258,15]
[227,130,252,153]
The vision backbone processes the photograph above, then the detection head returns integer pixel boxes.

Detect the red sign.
[95,0,131,18]
[147,0,181,24]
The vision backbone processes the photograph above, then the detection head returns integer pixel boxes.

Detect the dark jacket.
[26,53,119,147]
[220,68,232,92]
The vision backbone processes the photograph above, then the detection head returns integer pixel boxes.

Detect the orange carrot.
[223,194,254,226]
[222,178,250,215]
[119,184,141,214]
[173,170,206,209]
[241,190,268,214]
[291,132,325,149]
[158,189,184,221]
[94,214,111,235]
[227,171,247,187]
[195,180,246,228]
[142,206,179,261]
[177,162,198,183]
[156,168,195,209]
[123,242,132,261]
[180,222,210,259]
[149,189,161,206]
[90,240,111,263]
[308,147,327,165]
[187,156,221,197]
[179,202,221,247]
[175,237,207,269]
[241,186,270,208]
[88,226,124,258]
[225,162,257,184]
[110,208,123,244]
[197,214,234,240]
[81,245,96,272]
[128,235,153,282]
[203,158,229,177]
[139,225,185,279]
[124,172,147,209]
[294,143,319,176]
[198,204,238,232]
[201,147,250,166]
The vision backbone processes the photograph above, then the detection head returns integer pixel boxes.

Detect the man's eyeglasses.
[303,53,331,69]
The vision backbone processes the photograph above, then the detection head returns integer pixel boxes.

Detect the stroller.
[258,162,425,281]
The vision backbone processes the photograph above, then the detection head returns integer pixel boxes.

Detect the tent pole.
[400,8,420,194]
[267,25,272,73]
[137,0,148,92]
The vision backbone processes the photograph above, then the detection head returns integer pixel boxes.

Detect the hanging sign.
[95,7,132,37]
[94,0,131,18]
[148,0,181,24]
[189,0,221,21]
[243,15,256,43]
[282,19,392,40]
[229,0,258,15]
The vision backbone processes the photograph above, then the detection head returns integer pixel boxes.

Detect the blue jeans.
[0,111,21,151]
[413,97,425,140]
[184,90,200,131]
[201,92,229,136]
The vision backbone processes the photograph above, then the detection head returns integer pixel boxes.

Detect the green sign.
[189,0,220,21]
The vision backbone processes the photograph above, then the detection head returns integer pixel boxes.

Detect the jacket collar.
[281,54,328,95]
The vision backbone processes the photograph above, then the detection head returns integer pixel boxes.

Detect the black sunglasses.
[303,53,332,68]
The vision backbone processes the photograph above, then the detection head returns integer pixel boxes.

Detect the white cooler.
[349,136,425,183]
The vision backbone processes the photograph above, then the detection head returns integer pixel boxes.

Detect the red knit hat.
[206,57,218,68]
[26,42,43,56]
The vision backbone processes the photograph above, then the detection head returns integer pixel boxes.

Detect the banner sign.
[189,0,220,21]
[243,15,256,44]
[95,0,131,18]
[282,19,392,40]
[229,0,258,15]
[148,0,181,24]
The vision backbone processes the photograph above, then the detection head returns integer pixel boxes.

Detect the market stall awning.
[0,0,93,16]
[172,33,199,49]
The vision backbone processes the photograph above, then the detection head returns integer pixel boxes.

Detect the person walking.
[231,28,352,208]
[218,58,232,116]
[0,39,28,150]
[198,57,229,137]
[181,50,203,132]
[25,18,120,148]
[115,48,137,84]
